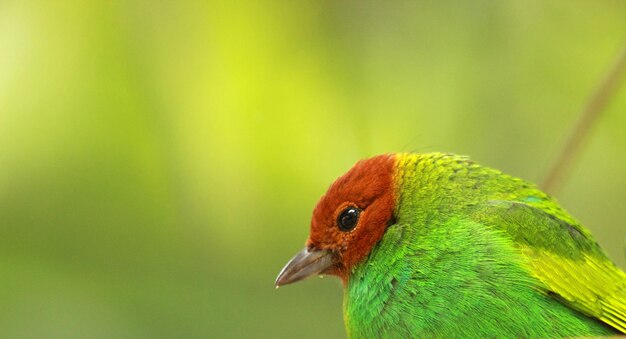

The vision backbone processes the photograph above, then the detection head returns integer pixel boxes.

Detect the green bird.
[275,153,626,337]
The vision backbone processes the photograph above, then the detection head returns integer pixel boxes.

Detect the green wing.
[471,199,626,332]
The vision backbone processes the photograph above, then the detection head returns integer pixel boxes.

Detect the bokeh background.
[1,1,626,338]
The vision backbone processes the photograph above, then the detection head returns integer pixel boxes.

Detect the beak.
[275,248,336,288]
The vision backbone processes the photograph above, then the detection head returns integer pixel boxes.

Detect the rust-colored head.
[275,154,397,287]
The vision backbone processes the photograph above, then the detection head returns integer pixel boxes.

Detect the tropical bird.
[275,152,626,337]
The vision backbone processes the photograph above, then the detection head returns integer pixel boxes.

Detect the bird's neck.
[343,215,520,336]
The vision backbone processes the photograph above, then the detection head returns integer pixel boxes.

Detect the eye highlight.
[337,206,361,232]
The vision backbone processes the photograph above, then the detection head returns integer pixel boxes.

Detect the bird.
[275,152,626,338]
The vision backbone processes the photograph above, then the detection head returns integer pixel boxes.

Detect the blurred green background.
[1,1,625,338]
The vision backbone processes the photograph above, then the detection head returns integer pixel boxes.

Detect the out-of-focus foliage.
[0,1,625,338]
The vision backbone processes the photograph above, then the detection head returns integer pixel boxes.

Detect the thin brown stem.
[541,41,626,195]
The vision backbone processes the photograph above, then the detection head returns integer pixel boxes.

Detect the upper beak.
[275,247,336,288]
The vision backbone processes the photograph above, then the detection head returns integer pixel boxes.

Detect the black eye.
[337,206,361,232]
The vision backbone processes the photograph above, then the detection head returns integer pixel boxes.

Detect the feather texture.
[343,153,625,337]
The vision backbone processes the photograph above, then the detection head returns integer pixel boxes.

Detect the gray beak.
[275,248,336,288]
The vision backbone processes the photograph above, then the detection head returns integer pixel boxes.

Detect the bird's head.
[275,154,397,287]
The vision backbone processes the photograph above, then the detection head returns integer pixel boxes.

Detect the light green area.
[0,1,625,338]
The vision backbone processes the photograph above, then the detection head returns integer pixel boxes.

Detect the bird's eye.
[337,206,361,232]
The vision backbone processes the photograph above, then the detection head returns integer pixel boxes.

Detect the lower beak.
[275,248,336,288]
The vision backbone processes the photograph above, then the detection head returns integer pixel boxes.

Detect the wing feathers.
[474,201,626,333]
